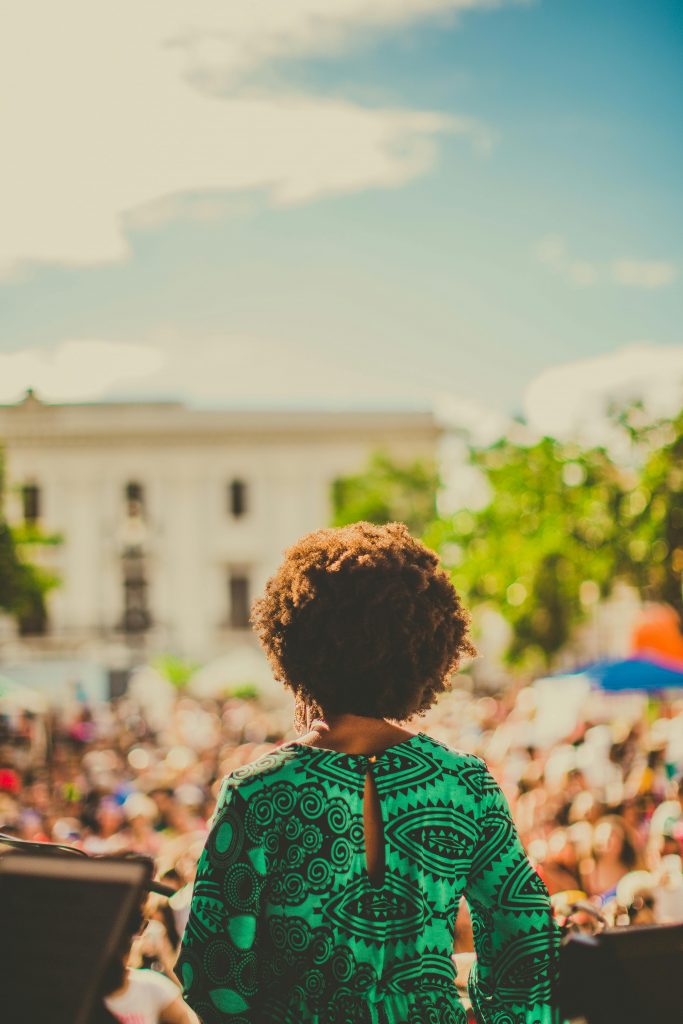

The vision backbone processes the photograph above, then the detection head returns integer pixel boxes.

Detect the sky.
[1,0,682,438]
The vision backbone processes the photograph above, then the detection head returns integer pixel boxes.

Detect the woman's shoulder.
[419,732,487,770]
[220,741,304,796]
[417,733,490,795]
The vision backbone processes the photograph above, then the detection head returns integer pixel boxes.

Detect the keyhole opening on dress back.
[363,759,385,888]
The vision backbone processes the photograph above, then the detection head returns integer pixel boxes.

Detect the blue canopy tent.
[533,656,683,745]
[578,655,683,693]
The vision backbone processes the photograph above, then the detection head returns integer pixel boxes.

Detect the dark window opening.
[122,579,150,633]
[18,593,48,637]
[229,479,247,518]
[22,484,40,526]
[108,668,130,701]
[125,481,145,517]
[121,552,150,633]
[229,573,250,629]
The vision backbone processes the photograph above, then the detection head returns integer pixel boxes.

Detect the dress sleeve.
[175,779,266,1023]
[464,765,560,1024]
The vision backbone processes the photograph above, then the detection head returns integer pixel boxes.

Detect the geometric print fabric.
[176,732,559,1023]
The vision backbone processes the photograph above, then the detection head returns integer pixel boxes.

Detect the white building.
[0,391,439,665]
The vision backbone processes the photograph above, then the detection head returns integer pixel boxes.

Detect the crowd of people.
[2,672,683,1017]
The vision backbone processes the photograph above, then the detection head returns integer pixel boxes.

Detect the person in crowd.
[655,853,683,921]
[613,870,658,927]
[619,795,651,857]
[176,522,560,1024]
[583,815,640,905]
[82,796,128,854]
[122,792,163,856]
[537,828,583,894]
[648,776,683,846]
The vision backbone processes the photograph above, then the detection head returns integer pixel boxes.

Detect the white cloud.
[536,235,676,289]
[0,1,505,277]
[523,343,683,447]
[134,332,424,405]
[611,259,678,289]
[0,341,165,402]
[536,236,599,287]
[0,332,440,408]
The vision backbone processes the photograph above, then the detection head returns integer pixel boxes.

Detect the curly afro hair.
[251,521,474,723]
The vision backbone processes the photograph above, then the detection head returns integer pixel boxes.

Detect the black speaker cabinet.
[560,923,683,1024]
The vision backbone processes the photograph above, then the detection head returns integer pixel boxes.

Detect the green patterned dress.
[176,732,559,1024]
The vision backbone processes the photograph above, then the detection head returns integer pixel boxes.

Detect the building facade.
[0,391,439,663]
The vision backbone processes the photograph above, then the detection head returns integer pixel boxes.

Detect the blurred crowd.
[2,675,683,1001]
[431,686,683,936]
[0,684,290,981]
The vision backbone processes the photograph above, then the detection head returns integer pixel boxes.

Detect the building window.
[125,481,144,515]
[121,558,151,634]
[18,596,48,637]
[229,479,247,518]
[229,571,250,629]
[22,483,40,526]
[120,481,149,633]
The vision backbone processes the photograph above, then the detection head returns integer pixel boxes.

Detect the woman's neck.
[302,713,416,756]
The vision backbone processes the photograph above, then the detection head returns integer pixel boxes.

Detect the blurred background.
[2,0,683,966]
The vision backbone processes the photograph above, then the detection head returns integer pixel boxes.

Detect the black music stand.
[0,851,149,1024]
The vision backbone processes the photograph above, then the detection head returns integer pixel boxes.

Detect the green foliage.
[624,407,683,612]
[11,523,64,546]
[230,683,259,701]
[332,451,438,536]
[0,521,56,634]
[425,437,628,668]
[425,410,683,669]
[0,452,57,634]
[152,653,197,690]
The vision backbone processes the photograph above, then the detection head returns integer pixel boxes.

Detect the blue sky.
[1,0,681,429]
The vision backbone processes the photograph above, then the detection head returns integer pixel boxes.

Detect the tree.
[424,435,628,669]
[332,451,439,536]
[0,522,53,634]
[624,407,683,615]
[0,454,57,634]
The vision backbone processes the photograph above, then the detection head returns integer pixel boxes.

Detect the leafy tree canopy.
[332,451,438,537]
[424,436,627,668]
